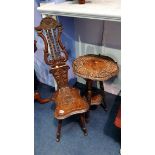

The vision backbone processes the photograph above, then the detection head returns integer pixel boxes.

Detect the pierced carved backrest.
[35,16,69,89]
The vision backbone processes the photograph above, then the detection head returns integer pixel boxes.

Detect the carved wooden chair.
[35,16,89,142]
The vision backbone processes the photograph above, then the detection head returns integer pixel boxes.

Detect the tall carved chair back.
[35,16,69,89]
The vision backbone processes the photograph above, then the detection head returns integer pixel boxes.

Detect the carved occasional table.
[73,54,119,119]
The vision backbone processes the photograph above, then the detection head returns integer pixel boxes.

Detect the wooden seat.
[53,87,88,119]
[73,54,119,120]
[35,16,88,142]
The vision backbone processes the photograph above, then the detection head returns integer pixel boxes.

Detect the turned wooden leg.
[99,81,107,111]
[86,79,93,123]
[56,120,62,142]
[80,114,88,136]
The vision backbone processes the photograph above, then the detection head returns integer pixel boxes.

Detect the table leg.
[99,81,107,111]
[85,79,93,122]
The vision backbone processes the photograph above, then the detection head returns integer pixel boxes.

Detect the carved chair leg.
[80,114,88,136]
[56,120,62,142]
[99,81,107,111]
[86,79,93,123]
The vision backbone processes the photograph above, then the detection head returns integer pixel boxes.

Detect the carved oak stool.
[73,54,119,120]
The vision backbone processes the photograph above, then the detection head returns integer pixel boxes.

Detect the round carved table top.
[73,54,119,81]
